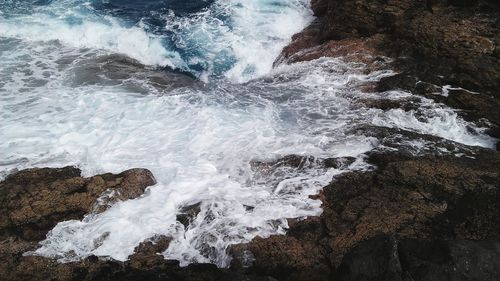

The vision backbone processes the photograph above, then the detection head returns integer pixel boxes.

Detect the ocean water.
[0,0,496,267]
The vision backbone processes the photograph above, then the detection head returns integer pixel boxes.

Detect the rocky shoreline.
[1,0,499,280]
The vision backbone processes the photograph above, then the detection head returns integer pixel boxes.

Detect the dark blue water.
[92,0,215,18]
[90,0,232,78]
[0,0,313,81]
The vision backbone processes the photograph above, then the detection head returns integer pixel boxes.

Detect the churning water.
[0,0,496,267]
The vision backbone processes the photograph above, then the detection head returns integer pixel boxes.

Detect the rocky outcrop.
[0,167,274,281]
[231,148,500,280]
[2,1,499,279]
[295,0,500,97]
[0,167,153,281]
[238,1,500,277]
[0,167,155,241]
[279,0,500,145]
[1,234,271,281]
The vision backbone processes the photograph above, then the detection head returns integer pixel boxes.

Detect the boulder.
[0,167,156,241]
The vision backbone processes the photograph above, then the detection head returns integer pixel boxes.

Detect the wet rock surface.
[306,0,500,97]
[376,72,500,146]
[3,147,498,280]
[0,167,274,281]
[241,0,500,274]
[231,147,500,280]
[0,167,155,241]
[2,1,499,280]
[279,0,500,145]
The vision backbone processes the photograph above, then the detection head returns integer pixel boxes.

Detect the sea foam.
[0,0,496,269]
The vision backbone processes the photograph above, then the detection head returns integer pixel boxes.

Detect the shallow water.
[0,0,496,267]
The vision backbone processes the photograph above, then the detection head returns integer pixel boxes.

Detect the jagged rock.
[0,167,275,281]
[0,167,154,281]
[128,235,172,269]
[275,23,385,67]
[176,202,202,228]
[251,155,355,171]
[231,149,500,280]
[335,235,403,281]
[282,0,500,97]
[376,72,500,144]
[279,0,499,144]
[0,167,155,241]
[231,217,331,281]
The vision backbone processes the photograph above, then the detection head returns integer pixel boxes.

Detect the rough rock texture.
[336,235,500,281]
[0,167,274,281]
[276,0,500,149]
[279,0,500,145]
[243,0,500,276]
[1,235,272,281]
[2,1,499,279]
[0,167,156,241]
[275,20,385,66]
[303,0,500,97]
[231,148,500,280]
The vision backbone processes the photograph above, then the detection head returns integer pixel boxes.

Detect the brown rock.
[0,167,279,281]
[281,0,500,97]
[0,167,155,241]
[128,235,172,269]
[230,149,500,280]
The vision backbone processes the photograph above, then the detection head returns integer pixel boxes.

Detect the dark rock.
[399,239,500,281]
[231,149,500,280]
[322,157,356,169]
[377,73,418,92]
[414,81,441,94]
[335,235,403,281]
[336,235,500,281]
[374,71,500,141]
[230,216,331,281]
[128,235,172,269]
[275,28,385,67]
[176,202,202,228]
[0,167,275,281]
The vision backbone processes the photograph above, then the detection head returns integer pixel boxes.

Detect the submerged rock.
[176,202,202,228]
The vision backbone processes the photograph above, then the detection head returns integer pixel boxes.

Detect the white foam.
[372,97,496,148]
[1,1,497,267]
[222,0,313,82]
[0,0,313,82]
[0,15,184,68]
[1,54,494,267]
[0,55,372,266]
